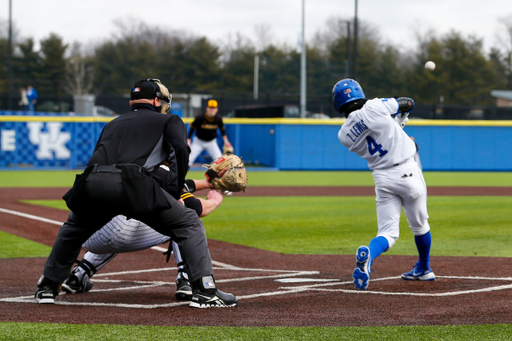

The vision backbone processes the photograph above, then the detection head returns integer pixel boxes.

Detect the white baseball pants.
[188,137,222,166]
[82,215,182,273]
[372,158,430,250]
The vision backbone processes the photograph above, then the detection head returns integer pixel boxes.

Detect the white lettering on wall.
[1,130,16,151]
[27,122,71,159]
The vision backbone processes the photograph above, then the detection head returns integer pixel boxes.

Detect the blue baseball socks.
[368,236,389,266]
[414,231,432,270]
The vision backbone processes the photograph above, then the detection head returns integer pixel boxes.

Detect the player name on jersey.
[345,119,369,142]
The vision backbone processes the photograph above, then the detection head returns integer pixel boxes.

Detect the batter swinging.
[333,78,434,290]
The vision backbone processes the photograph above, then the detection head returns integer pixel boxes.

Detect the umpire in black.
[35,79,238,308]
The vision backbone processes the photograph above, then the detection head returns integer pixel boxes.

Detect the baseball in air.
[424,61,436,71]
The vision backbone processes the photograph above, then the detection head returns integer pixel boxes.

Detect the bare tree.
[496,16,512,50]
[65,42,94,95]
[495,15,512,87]
[254,24,273,51]
[218,31,255,65]
[111,17,194,47]
[312,16,352,54]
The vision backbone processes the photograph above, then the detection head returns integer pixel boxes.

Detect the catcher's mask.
[332,78,365,114]
[131,78,172,114]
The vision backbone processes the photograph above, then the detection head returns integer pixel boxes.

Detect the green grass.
[20,199,64,210]
[2,170,512,338]
[1,322,511,340]
[0,230,51,258]
[19,195,512,258]
[203,196,512,257]
[3,170,512,187]
[0,171,80,187]
[423,171,512,187]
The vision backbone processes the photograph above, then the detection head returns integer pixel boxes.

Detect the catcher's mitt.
[204,154,248,192]
[223,144,234,155]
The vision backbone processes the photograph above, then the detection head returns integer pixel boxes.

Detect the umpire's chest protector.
[118,164,172,215]
[64,109,187,216]
[63,164,172,217]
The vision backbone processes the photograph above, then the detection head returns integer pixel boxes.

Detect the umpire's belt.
[91,164,148,174]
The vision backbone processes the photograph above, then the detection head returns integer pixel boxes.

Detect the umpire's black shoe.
[35,275,60,304]
[35,286,56,304]
[62,274,93,294]
[189,289,238,308]
[189,275,238,308]
[175,278,193,301]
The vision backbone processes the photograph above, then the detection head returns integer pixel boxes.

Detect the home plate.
[275,278,340,283]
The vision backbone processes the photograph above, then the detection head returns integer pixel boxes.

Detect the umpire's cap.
[131,79,170,102]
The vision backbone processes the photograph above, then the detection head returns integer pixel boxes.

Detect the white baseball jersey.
[338,98,430,249]
[338,98,416,170]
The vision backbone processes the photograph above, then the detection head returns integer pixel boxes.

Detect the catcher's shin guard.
[62,258,99,294]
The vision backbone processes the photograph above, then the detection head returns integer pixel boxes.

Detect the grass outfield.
[3,170,512,187]
[1,322,512,340]
[22,195,512,257]
[1,170,511,338]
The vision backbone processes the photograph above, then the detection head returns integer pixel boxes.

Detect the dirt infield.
[1,187,511,327]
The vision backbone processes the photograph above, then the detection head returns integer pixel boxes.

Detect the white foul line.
[0,207,63,226]
[308,283,512,296]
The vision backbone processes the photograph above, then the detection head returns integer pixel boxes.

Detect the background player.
[62,167,224,301]
[187,99,231,167]
[333,78,434,290]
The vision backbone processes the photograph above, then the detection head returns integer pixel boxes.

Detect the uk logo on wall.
[26,122,71,159]
[1,121,72,167]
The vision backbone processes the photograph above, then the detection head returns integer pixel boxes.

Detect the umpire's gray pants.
[136,190,213,282]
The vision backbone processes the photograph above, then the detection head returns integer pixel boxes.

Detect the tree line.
[1,16,512,107]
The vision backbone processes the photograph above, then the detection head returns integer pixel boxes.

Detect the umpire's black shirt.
[88,103,190,199]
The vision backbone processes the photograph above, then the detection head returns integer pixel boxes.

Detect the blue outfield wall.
[0,116,108,170]
[1,115,512,171]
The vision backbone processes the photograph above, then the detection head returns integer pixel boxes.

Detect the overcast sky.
[1,0,511,53]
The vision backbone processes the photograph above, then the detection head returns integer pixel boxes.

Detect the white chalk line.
[92,271,318,285]
[0,269,320,308]
[277,275,512,297]
[0,207,63,225]
[4,270,512,308]
[1,207,512,308]
[309,283,512,296]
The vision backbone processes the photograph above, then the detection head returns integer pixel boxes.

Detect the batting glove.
[394,113,409,128]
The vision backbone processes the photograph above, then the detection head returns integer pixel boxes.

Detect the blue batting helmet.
[332,79,366,114]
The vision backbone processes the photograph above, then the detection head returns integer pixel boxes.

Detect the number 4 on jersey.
[366,136,388,157]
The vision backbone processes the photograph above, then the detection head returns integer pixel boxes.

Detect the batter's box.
[0,260,319,309]
[275,275,512,297]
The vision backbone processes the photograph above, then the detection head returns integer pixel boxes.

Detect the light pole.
[352,0,358,80]
[300,0,306,118]
[340,20,351,78]
[8,0,13,110]
[253,55,259,100]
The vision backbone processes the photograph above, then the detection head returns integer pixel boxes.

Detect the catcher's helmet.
[332,78,365,114]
